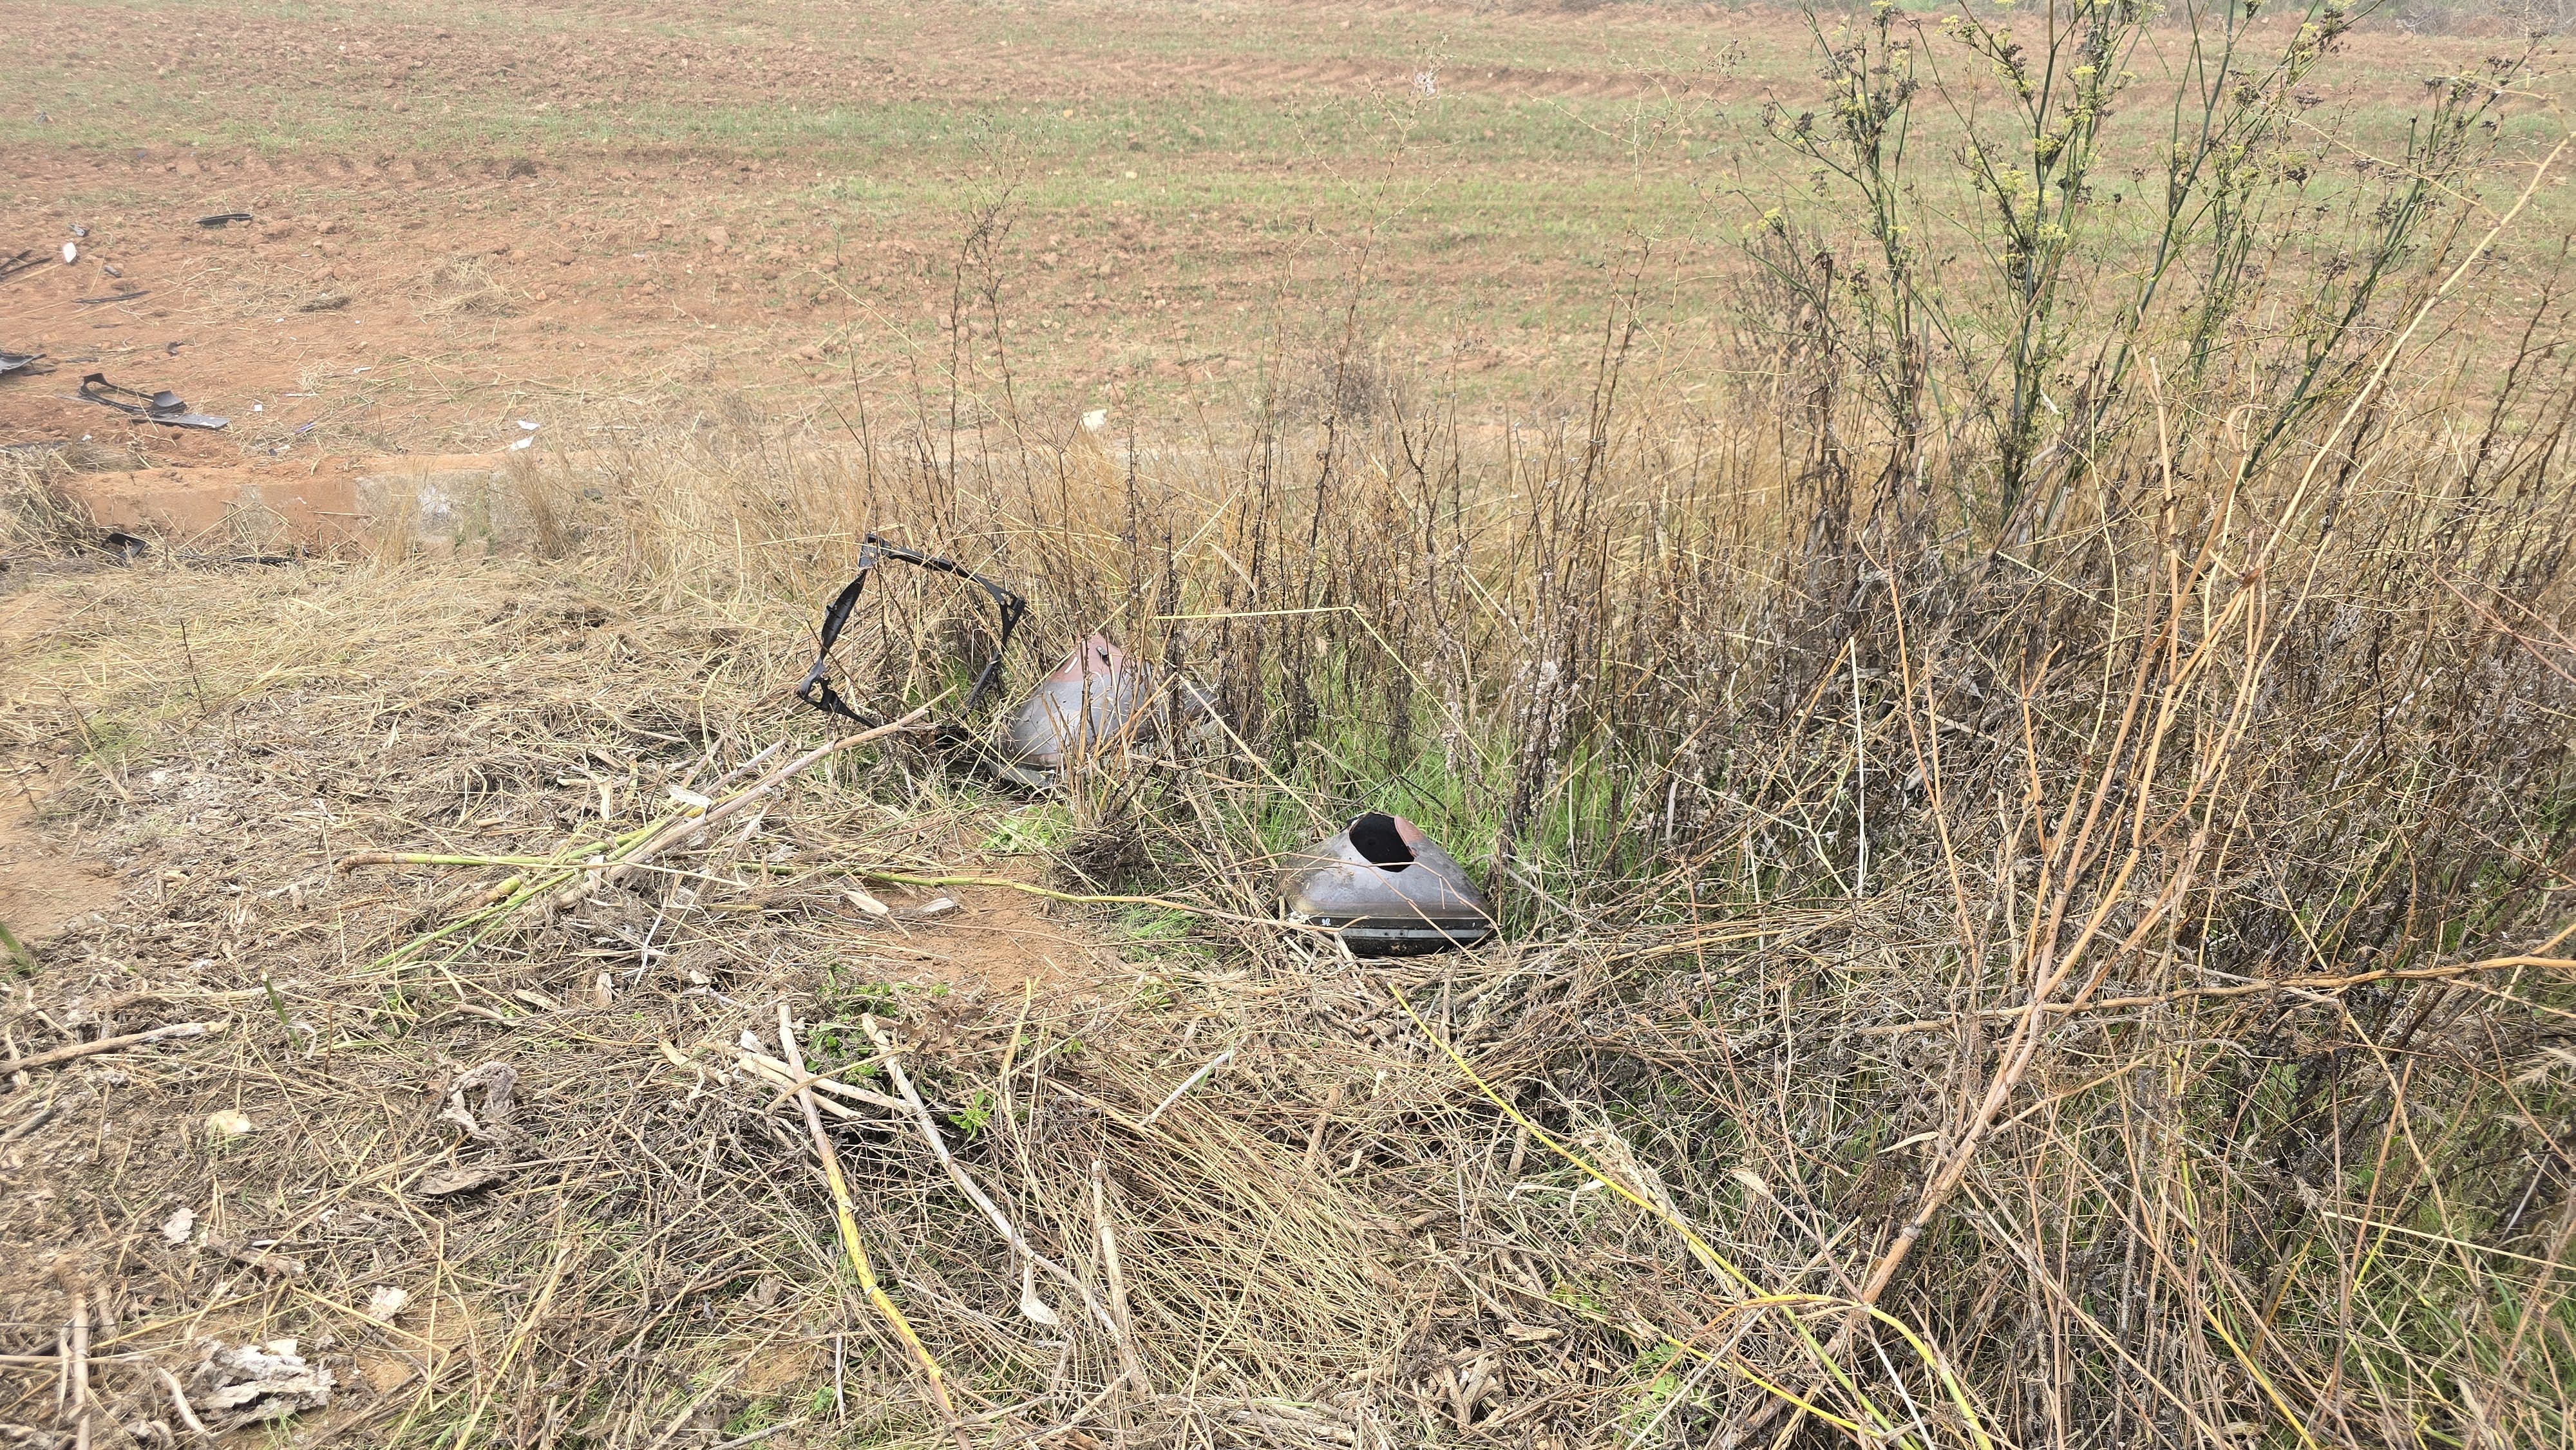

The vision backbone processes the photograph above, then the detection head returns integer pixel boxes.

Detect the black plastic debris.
[0,350,41,377]
[196,212,253,228]
[77,372,229,430]
[75,290,149,305]
[0,250,42,285]
[797,532,1026,733]
[1277,812,1495,957]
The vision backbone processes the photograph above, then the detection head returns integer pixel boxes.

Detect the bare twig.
[6,1022,226,1077]
[857,1013,1116,1333]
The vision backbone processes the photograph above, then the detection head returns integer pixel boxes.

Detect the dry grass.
[2,321,2570,1445]
[421,254,519,319]
[4,8,2575,1449]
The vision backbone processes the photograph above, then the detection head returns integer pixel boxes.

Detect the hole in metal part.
[1349,813,1414,872]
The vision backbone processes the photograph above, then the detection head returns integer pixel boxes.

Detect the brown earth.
[0,583,121,948]
[2,3,2548,504]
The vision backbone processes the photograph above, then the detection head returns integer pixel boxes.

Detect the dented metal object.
[795,533,1027,734]
[990,634,1222,787]
[1278,812,1494,957]
[994,634,1155,786]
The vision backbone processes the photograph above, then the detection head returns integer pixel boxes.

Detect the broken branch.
[7,1022,227,1077]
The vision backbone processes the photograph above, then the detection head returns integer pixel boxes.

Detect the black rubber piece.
[796,532,1027,732]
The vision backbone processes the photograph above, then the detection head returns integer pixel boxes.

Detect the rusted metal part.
[1277,812,1495,956]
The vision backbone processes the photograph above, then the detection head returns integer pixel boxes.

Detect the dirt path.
[0,579,119,950]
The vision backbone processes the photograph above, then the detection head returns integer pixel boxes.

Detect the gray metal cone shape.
[1277,812,1494,956]
[994,633,1155,784]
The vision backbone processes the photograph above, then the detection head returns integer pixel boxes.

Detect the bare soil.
[0,582,121,947]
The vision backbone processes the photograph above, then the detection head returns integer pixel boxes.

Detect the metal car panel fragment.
[993,634,1155,786]
[990,636,1223,787]
[1277,811,1495,956]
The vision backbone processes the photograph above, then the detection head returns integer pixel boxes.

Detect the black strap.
[79,373,185,418]
[795,534,1027,727]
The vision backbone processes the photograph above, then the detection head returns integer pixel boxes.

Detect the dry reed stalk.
[558,705,934,909]
[2,1021,226,1075]
[777,1004,973,1450]
[858,1012,1115,1332]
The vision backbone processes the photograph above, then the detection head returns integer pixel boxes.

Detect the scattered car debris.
[69,223,88,238]
[102,261,122,277]
[0,348,41,376]
[60,241,78,265]
[77,373,229,429]
[1278,811,1495,956]
[74,290,149,305]
[189,1339,334,1429]
[797,538,1218,786]
[994,633,1221,787]
[797,532,1027,731]
[0,249,43,284]
[195,212,252,228]
[994,634,1154,786]
[298,291,349,312]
